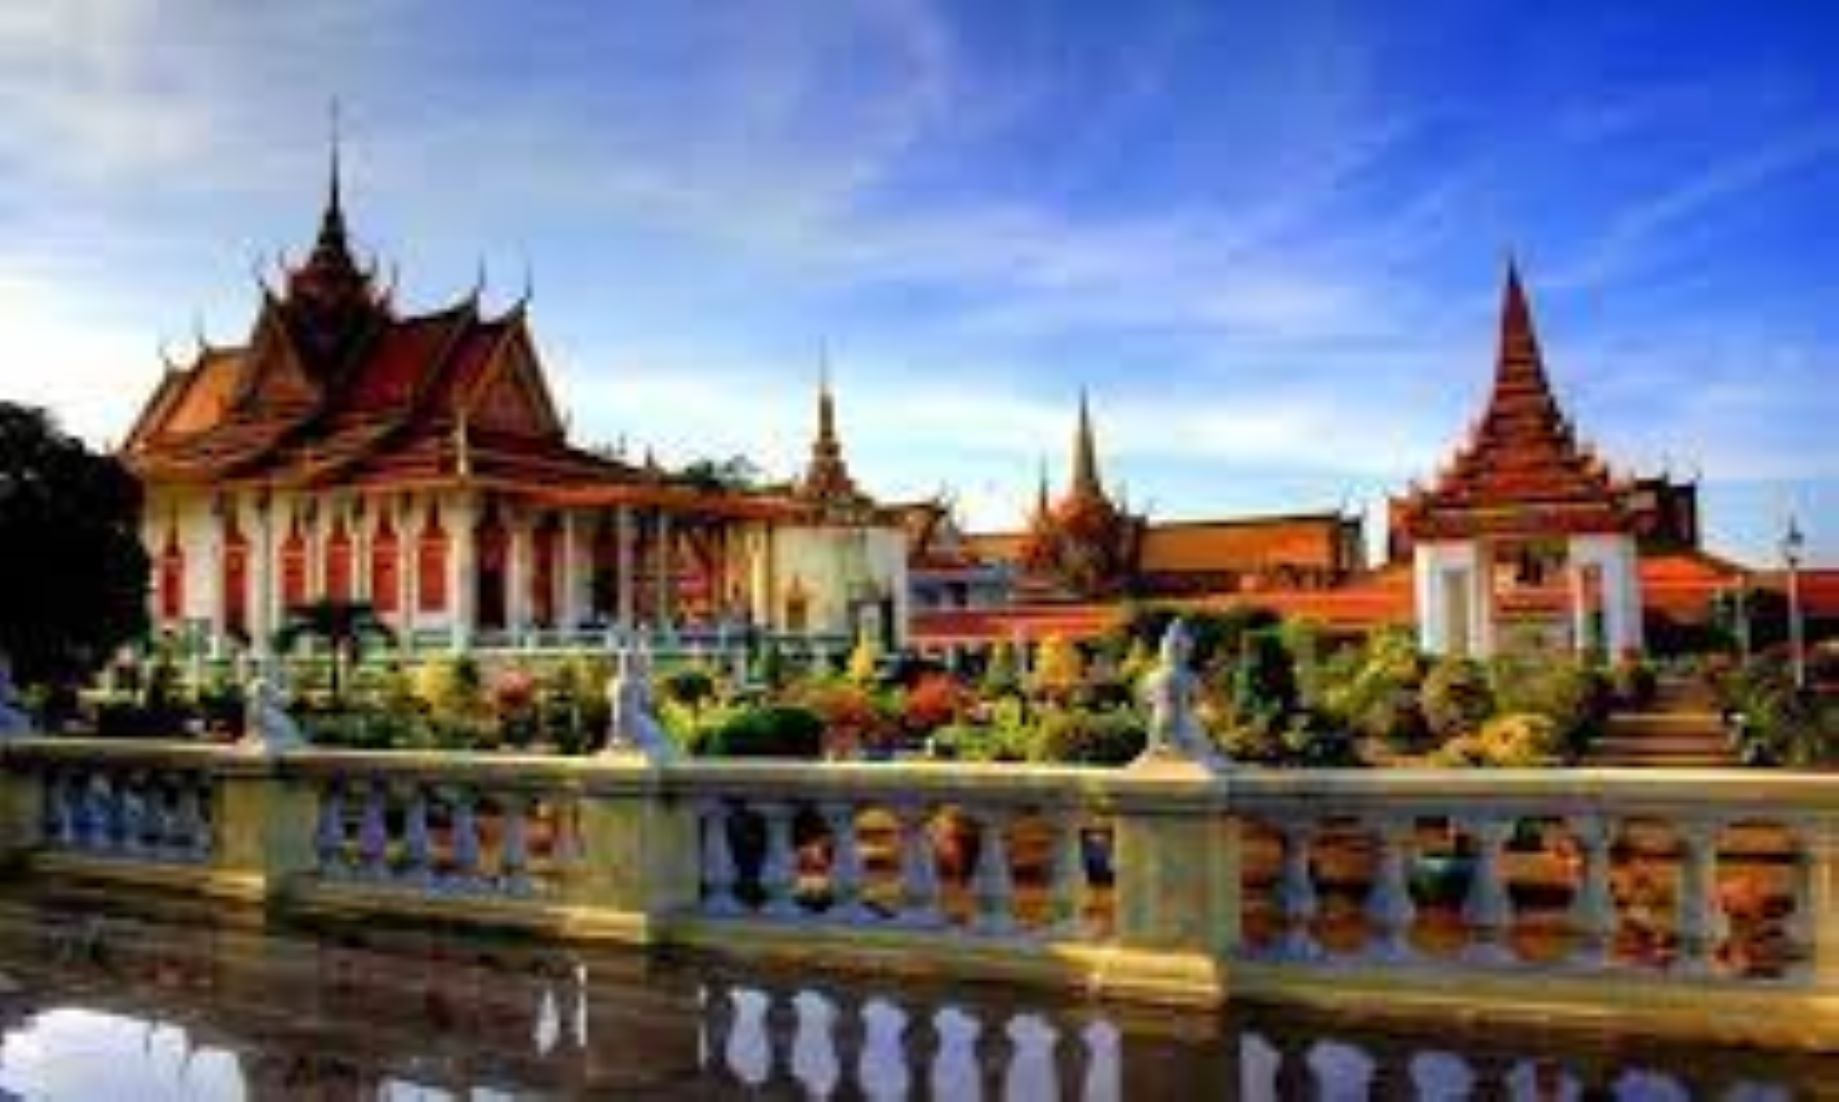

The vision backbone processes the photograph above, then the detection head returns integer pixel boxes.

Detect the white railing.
[1230,771,1819,983]
[677,765,1110,940]
[293,754,587,898]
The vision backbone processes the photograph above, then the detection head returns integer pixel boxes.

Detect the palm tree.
[273,599,396,698]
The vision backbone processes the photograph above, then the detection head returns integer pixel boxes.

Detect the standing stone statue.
[602,644,676,763]
[241,662,306,753]
[1133,619,1228,773]
[0,653,31,738]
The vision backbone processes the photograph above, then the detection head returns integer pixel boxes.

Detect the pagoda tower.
[1018,391,1142,598]
[1396,263,1643,657]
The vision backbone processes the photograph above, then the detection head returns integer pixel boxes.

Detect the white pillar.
[1567,559,1590,653]
[615,504,635,631]
[559,510,584,632]
[205,503,227,658]
[1469,545,1495,659]
[1413,542,1445,654]
[508,509,533,633]
[401,497,421,641]
[1570,534,1644,656]
[351,500,372,603]
[450,493,478,651]
[654,510,674,632]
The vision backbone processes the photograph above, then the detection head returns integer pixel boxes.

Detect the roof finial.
[328,97,343,218]
[1071,387,1102,500]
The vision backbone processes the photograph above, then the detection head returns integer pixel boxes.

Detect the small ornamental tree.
[982,641,1020,697]
[0,404,148,689]
[846,627,880,684]
[1031,634,1085,700]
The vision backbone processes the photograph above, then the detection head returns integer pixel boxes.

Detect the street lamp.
[1781,517,1806,691]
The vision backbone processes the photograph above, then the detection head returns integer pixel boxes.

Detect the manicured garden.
[56,600,1836,768]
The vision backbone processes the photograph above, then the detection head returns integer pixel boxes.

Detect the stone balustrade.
[1,739,1835,1049]
[299,756,587,897]
[37,758,215,863]
[674,764,1113,940]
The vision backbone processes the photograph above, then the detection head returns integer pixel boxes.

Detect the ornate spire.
[799,362,861,510]
[1070,388,1103,501]
[1494,257,1555,409]
[1032,457,1051,521]
[283,102,385,372]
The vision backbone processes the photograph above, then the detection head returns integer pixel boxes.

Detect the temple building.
[1393,264,1686,657]
[123,154,908,658]
[932,394,1363,605]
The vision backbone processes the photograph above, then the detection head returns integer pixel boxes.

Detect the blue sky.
[2,1,1835,563]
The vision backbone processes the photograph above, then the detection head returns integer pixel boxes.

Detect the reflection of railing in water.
[0,896,1828,1099]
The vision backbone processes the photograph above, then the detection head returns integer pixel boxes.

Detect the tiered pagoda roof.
[795,371,875,520]
[1397,264,1632,541]
[122,155,788,518]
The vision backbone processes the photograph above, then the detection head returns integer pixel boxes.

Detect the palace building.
[123,155,908,658]
[908,263,1828,655]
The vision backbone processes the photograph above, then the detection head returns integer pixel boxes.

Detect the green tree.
[273,599,395,698]
[0,404,148,689]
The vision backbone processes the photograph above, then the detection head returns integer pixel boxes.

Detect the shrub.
[415,654,485,722]
[927,721,1029,763]
[903,673,969,735]
[658,666,717,710]
[790,681,896,758]
[1232,629,1298,729]
[695,705,825,759]
[1611,655,1659,709]
[846,631,881,684]
[1492,658,1611,757]
[981,642,1021,697]
[1430,712,1564,768]
[1421,657,1494,740]
[1029,708,1146,766]
[1031,635,1085,701]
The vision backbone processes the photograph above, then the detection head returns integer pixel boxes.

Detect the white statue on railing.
[1133,618,1228,773]
[0,653,30,737]
[602,643,676,764]
[241,662,306,753]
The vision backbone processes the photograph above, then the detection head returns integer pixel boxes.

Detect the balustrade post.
[1675,817,1727,977]
[757,802,802,919]
[500,793,532,895]
[1364,815,1419,964]
[1461,814,1517,965]
[315,782,348,876]
[698,798,743,916]
[1796,815,1839,987]
[894,801,944,928]
[1113,778,1238,962]
[401,785,433,886]
[358,781,391,879]
[447,788,483,889]
[0,755,45,866]
[1567,813,1618,969]
[212,755,318,903]
[1047,810,1094,938]
[969,808,1019,936]
[1276,817,1321,962]
[570,762,696,935]
[828,992,866,1096]
[820,801,870,923]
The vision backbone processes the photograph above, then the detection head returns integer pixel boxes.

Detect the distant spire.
[1070,388,1103,500]
[328,98,343,220]
[799,350,861,512]
[817,344,837,446]
[1033,457,1051,521]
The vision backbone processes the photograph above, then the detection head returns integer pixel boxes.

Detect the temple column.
[351,500,372,604]
[1570,534,1644,657]
[560,510,584,633]
[248,494,275,659]
[615,505,635,632]
[206,500,228,659]
[508,508,533,635]
[449,493,479,651]
[1470,542,1495,659]
[654,509,674,634]
[401,497,422,644]
[1567,559,1590,653]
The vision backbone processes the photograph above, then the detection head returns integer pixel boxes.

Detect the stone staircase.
[1586,676,1737,768]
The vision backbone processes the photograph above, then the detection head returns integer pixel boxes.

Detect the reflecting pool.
[0,884,1831,1099]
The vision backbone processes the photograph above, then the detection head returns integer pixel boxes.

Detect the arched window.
[158,523,185,622]
[418,504,448,613]
[325,514,353,602]
[371,511,400,614]
[281,514,308,611]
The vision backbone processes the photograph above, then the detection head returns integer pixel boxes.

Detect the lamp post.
[1781,517,1806,691]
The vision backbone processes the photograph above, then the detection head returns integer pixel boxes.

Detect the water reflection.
[0,887,1829,1099]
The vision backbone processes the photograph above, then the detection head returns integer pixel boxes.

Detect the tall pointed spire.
[1494,256,1554,406]
[1033,457,1051,521]
[283,100,385,371]
[799,352,863,514]
[1070,388,1103,500]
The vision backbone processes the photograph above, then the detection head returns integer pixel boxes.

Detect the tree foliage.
[0,404,148,686]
